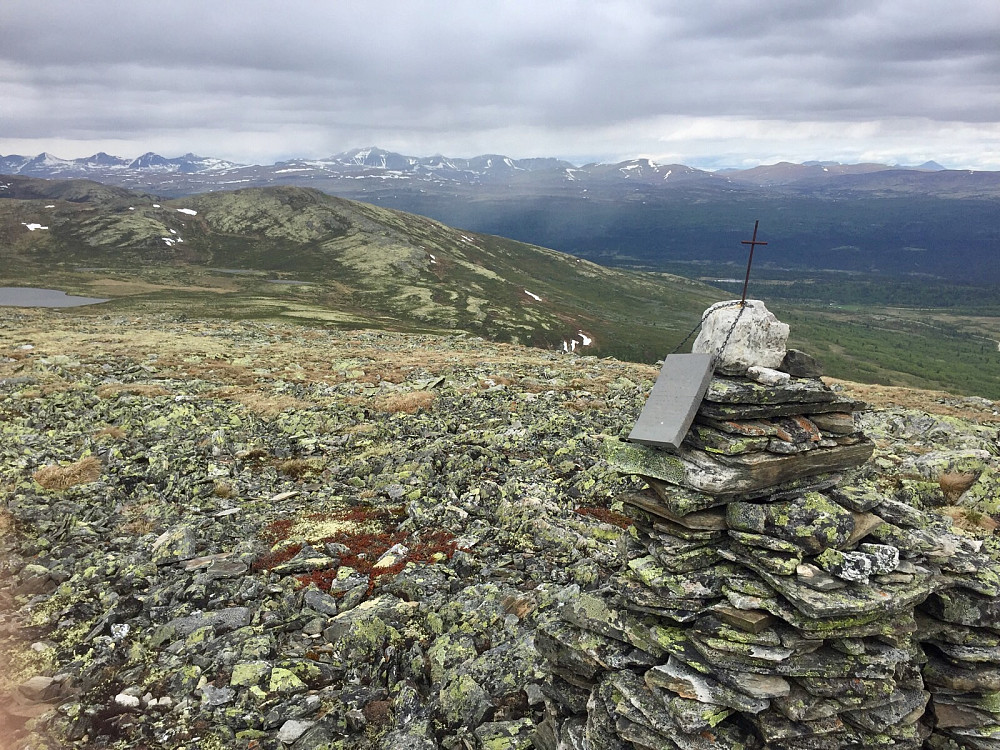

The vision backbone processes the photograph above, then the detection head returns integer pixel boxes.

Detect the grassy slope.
[1,177,997,398]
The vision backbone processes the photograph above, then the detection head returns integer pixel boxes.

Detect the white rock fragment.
[692,300,789,375]
[746,365,791,386]
[114,692,141,709]
[374,543,409,569]
[277,719,315,743]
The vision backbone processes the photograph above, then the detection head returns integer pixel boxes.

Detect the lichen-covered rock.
[3,311,999,750]
[439,672,492,728]
[473,718,535,750]
[727,492,855,555]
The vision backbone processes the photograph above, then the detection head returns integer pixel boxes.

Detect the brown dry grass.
[940,506,999,534]
[0,508,13,537]
[278,459,322,479]
[940,472,979,502]
[209,387,314,417]
[94,425,126,440]
[358,367,408,385]
[120,501,157,535]
[234,392,314,417]
[213,481,235,498]
[374,391,436,414]
[33,456,102,490]
[183,359,259,386]
[95,383,170,399]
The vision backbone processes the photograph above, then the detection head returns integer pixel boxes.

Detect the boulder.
[692,300,789,375]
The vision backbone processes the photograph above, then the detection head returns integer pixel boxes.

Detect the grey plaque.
[627,353,714,450]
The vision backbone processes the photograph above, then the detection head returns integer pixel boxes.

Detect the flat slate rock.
[628,354,714,450]
[724,550,941,619]
[620,489,728,530]
[606,438,873,498]
[697,397,864,421]
[704,376,837,405]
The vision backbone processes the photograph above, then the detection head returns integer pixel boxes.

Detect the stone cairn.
[536,300,1000,750]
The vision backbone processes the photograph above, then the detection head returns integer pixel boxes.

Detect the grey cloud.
[1,0,998,166]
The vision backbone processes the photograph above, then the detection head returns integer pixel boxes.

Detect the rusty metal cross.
[739,219,767,305]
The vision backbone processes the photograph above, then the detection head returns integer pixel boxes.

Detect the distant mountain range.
[0,147,984,196]
[3,148,998,284]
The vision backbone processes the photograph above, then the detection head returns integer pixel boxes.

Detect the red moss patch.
[252,542,303,572]
[255,505,457,593]
[261,518,294,544]
[574,507,633,529]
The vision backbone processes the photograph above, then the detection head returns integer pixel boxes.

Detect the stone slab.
[606,438,873,499]
[620,490,728,530]
[697,398,864,421]
[704,375,837,405]
[628,353,714,450]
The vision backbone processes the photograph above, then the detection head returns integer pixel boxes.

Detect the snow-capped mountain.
[0,151,242,178]
[0,147,988,199]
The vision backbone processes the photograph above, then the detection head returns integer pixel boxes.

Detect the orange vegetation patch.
[374,391,436,414]
[95,383,171,399]
[183,359,259,386]
[940,506,1000,534]
[209,387,314,417]
[255,506,457,594]
[825,378,1000,424]
[93,425,126,440]
[33,456,102,490]
[574,507,633,529]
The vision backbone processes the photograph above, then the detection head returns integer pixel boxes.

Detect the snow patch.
[176,208,197,216]
[524,290,543,302]
[21,223,48,231]
[45,204,55,209]
[578,332,593,346]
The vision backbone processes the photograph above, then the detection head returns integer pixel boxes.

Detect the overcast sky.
[2,0,999,169]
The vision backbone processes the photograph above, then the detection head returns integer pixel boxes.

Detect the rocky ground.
[0,309,997,750]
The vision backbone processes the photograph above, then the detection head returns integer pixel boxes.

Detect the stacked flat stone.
[921,588,1000,750]
[536,301,1000,750]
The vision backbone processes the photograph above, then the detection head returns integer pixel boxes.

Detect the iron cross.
[739,219,767,305]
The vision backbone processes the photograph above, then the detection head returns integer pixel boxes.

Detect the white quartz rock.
[746,365,791,386]
[693,300,789,375]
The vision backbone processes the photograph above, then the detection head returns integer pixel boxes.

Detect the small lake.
[0,287,109,308]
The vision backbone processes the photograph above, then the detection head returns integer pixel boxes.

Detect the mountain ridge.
[5,148,998,287]
[0,175,722,363]
[1,147,990,189]
[2,175,998,400]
